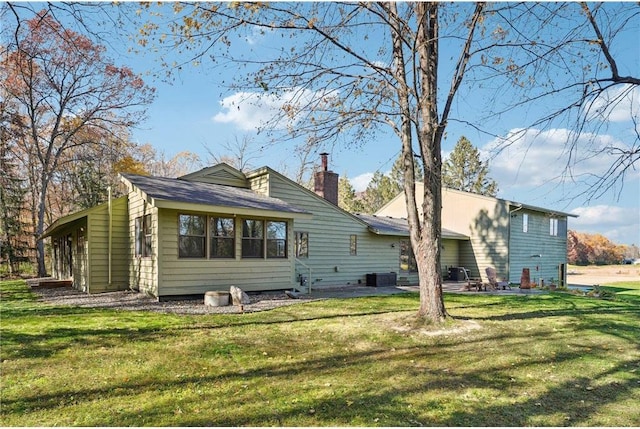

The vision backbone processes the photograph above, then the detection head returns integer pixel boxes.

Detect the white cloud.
[570,205,640,245]
[483,127,637,190]
[213,87,338,132]
[213,92,278,131]
[571,205,634,227]
[351,172,374,192]
[587,84,640,123]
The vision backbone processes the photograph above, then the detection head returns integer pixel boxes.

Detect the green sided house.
[42,155,437,298]
[376,183,577,287]
[42,196,129,293]
[42,154,575,298]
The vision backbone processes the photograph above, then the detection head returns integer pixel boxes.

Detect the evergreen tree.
[0,123,28,274]
[358,154,424,214]
[361,171,402,214]
[390,153,423,187]
[338,176,363,213]
[443,136,498,197]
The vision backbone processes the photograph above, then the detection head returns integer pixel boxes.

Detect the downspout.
[108,186,112,287]
[508,204,523,283]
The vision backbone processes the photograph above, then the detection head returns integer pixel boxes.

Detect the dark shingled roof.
[354,213,469,240]
[122,174,309,215]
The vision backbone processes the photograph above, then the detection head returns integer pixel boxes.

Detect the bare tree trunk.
[36,174,49,277]
[414,2,447,321]
[387,2,445,322]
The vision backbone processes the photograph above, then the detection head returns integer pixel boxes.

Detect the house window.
[522,213,529,233]
[267,221,287,258]
[242,219,264,258]
[558,218,567,236]
[550,218,558,236]
[350,234,357,255]
[400,240,417,272]
[135,214,152,257]
[210,217,235,258]
[295,231,309,258]
[179,214,206,258]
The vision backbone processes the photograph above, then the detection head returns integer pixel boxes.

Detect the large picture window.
[210,217,235,258]
[176,215,288,260]
[179,214,206,258]
[135,214,152,257]
[242,219,264,258]
[267,221,287,258]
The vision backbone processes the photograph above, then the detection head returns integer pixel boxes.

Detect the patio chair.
[485,267,510,290]
[462,267,484,291]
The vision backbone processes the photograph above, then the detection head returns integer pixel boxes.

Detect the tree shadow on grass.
[439,360,640,426]
[4,333,637,426]
[1,325,167,359]
[3,282,639,425]
[459,294,640,344]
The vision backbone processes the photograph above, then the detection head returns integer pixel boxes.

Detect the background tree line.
[0,10,207,276]
[568,230,638,266]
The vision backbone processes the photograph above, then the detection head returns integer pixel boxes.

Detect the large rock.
[229,285,251,305]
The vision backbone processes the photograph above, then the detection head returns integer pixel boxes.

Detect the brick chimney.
[314,152,339,205]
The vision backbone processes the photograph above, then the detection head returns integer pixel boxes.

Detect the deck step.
[26,278,73,289]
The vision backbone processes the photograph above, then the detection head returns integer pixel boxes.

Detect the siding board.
[265,173,402,288]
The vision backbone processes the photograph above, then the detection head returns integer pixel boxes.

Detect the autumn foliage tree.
[568,230,626,265]
[2,10,154,275]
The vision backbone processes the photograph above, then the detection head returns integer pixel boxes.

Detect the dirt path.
[567,265,640,286]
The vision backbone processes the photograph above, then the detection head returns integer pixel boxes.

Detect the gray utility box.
[366,272,397,287]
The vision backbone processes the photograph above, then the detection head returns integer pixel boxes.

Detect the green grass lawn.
[2,280,639,426]
[600,281,640,301]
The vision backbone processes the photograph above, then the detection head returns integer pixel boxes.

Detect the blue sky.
[114,3,639,247]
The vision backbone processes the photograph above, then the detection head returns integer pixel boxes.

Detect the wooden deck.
[26,278,73,289]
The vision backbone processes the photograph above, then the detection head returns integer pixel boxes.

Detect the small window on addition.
[350,234,357,256]
[295,231,309,258]
[135,214,152,257]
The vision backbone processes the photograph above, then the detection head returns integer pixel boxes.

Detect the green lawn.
[600,282,640,301]
[1,280,639,426]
